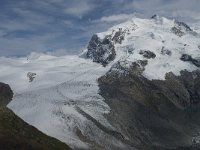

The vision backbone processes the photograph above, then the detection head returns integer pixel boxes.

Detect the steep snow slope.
[88,16,200,80]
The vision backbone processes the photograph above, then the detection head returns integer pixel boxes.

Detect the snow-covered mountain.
[86,15,200,80]
[0,16,200,149]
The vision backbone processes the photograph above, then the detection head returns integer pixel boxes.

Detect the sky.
[0,0,200,57]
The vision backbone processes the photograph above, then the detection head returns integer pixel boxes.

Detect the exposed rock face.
[0,82,13,106]
[151,14,158,19]
[98,63,200,149]
[86,34,116,66]
[161,46,172,56]
[180,54,200,67]
[171,21,192,37]
[139,50,156,59]
[112,28,125,44]
[171,27,185,37]
[86,27,129,66]
[175,21,193,32]
[27,72,37,82]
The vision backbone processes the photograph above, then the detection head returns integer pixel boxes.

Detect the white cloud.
[63,20,73,27]
[93,12,144,23]
[98,14,135,22]
[124,0,200,21]
[63,1,95,17]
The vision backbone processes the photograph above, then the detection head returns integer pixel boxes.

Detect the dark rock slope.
[180,54,200,67]
[0,82,71,150]
[0,82,13,106]
[171,21,193,37]
[98,62,200,150]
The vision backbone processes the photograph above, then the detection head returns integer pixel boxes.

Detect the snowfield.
[0,54,126,149]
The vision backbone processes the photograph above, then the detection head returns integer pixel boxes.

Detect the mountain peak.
[151,14,159,19]
[86,16,199,80]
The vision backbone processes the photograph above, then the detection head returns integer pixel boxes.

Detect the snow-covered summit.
[86,16,200,80]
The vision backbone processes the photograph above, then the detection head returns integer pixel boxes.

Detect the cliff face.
[0,83,71,150]
[86,34,116,66]
[98,62,200,149]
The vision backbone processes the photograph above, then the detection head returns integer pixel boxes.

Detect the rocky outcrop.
[180,54,200,67]
[171,27,185,37]
[0,82,13,106]
[161,47,172,56]
[86,27,129,66]
[175,21,193,32]
[27,72,37,82]
[86,34,116,66]
[112,28,126,44]
[171,21,192,37]
[98,62,200,149]
[139,50,156,59]
[151,14,158,19]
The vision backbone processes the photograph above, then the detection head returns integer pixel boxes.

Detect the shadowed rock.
[27,72,37,82]
[0,82,13,106]
[98,62,200,150]
[180,54,200,67]
[171,21,192,37]
[86,34,116,66]
[175,21,193,32]
[112,28,125,44]
[139,50,156,59]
